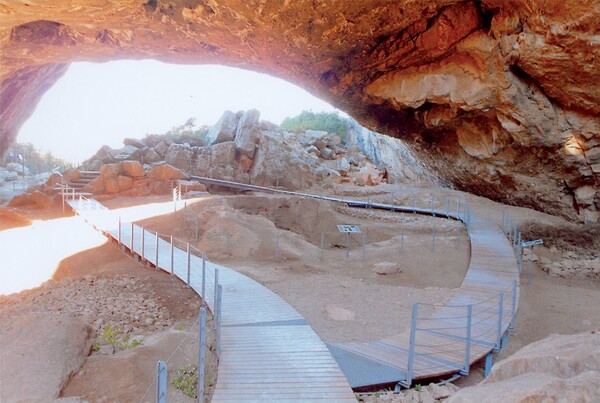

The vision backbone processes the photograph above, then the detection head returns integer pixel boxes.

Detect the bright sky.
[18,60,342,163]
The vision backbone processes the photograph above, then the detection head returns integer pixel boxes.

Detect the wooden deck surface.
[68,198,357,402]
[69,184,520,392]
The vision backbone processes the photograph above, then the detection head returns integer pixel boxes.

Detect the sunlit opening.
[17,60,345,164]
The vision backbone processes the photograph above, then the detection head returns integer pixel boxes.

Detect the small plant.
[92,342,100,352]
[172,364,199,398]
[415,384,422,392]
[177,324,185,331]
[98,325,144,351]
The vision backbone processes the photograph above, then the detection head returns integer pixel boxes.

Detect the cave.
[1,0,598,221]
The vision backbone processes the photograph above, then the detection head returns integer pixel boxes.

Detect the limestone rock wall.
[0,1,598,221]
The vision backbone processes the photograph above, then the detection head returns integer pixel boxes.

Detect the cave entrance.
[16,59,344,165]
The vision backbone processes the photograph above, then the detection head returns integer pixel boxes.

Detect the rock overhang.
[0,0,598,221]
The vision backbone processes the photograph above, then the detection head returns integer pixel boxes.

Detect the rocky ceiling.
[1,0,598,222]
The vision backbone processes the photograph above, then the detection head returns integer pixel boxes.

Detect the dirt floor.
[1,183,599,399]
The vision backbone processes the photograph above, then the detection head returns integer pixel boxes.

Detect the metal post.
[130,223,134,252]
[510,280,517,330]
[214,269,219,309]
[457,200,461,220]
[217,284,223,358]
[346,233,350,258]
[361,231,366,260]
[391,192,395,212]
[484,353,493,378]
[198,307,206,403]
[512,224,517,248]
[226,233,231,257]
[367,195,370,209]
[445,197,449,216]
[186,242,191,286]
[528,246,534,286]
[432,226,436,253]
[141,227,145,259]
[170,235,174,275]
[463,305,472,375]
[406,303,419,386]
[117,217,121,244]
[431,195,435,218]
[320,233,324,261]
[496,293,504,351]
[202,253,206,300]
[517,232,522,263]
[153,231,159,268]
[156,360,167,403]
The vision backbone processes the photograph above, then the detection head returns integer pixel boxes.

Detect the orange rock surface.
[0,0,598,220]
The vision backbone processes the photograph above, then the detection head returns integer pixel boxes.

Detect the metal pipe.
[155,231,159,269]
[198,307,206,402]
[406,303,419,386]
[496,293,504,351]
[463,305,472,375]
[170,235,174,275]
[186,243,191,285]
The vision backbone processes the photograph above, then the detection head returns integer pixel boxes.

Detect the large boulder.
[142,147,161,164]
[99,163,121,178]
[206,110,239,145]
[147,164,185,181]
[8,190,53,208]
[234,109,261,158]
[86,145,116,164]
[0,313,91,402]
[153,140,170,158]
[250,130,320,189]
[447,331,600,402]
[117,175,133,191]
[211,141,236,167]
[82,175,105,194]
[165,144,192,171]
[120,160,144,177]
[114,145,141,161]
[5,162,29,175]
[122,137,145,148]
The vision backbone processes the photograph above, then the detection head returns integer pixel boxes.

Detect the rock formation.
[76,110,406,196]
[447,330,600,402]
[0,1,598,221]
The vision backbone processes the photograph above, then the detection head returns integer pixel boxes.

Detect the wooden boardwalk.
[68,180,520,393]
[67,198,357,402]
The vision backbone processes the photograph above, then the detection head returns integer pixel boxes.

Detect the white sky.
[18,60,342,163]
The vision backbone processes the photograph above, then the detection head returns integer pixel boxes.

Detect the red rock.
[147,164,185,181]
[120,160,144,177]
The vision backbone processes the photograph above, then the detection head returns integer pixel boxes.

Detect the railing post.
[456,200,461,220]
[510,280,517,330]
[320,233,324,261]
[170,235,174,275]
[198,307,206,403]
[214,269,219,309]
[361,231,366,260]
[445,197,449,216]
[141,226,145,260]
[496,293,504,351]
[217,284,223,358]
[130,223,134,252]
[202,253,206,300]
[155,231,159,269]
[462,305,472,375]
[186,242,191,285]
[156,360,167,403]
[406,303,419,387]
[431,195,435,218]
[431,226,436,253]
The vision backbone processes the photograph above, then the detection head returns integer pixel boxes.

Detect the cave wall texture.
[1,0,598,222]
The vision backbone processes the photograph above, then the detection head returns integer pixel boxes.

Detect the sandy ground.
[1,183,599,398]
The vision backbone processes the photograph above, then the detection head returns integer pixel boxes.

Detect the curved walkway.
[68,179,520,395]
[67,198,356,402]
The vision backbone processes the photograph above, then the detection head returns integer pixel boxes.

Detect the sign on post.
[521,239,543,247]
[337,225,361,233]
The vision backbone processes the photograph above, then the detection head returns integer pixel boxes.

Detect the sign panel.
[522,239,543,247]
[337,224,361,233]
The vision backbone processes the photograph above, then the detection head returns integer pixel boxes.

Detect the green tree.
[281,110,348,141]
